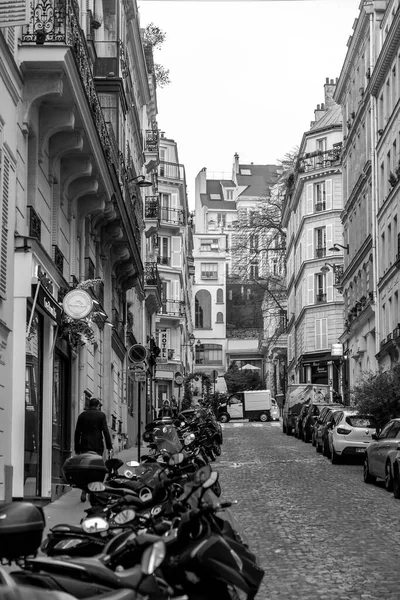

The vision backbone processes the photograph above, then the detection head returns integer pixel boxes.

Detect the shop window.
[195,290,211,328]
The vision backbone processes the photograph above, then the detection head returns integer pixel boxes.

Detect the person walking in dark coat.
[74,397,113,501]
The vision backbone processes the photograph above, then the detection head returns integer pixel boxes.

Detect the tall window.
[195,290,211,328]
[314,182,326,211]
[216,312,223,323]
[315,318,328,350]
[226,189,234,200]
[217,213,226,227]
[315,273,326,303]
[250,234,259,251]
[216,288,224,303]
[250,260,259,279]
[201,263,218,279]
[315,227,326,258]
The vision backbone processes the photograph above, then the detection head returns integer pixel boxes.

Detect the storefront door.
[52,349,70,484]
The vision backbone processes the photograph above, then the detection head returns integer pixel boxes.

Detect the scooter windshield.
[152,424,182,454]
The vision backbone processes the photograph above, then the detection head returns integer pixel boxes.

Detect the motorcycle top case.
[62,452,107,488]
[0,501,45,560]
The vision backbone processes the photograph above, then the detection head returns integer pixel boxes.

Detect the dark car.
[315,407,344,457]
[302,402,329,443]
[294,403,310,439]
[311,405,332,446]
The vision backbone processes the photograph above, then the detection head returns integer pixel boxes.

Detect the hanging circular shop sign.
[63,289,93,320]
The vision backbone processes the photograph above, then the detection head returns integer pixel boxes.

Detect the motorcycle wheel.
[213,441,221,456]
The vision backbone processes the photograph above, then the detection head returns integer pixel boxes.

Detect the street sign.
[331,343,343,357]
[134,371,146,382]
[128,344,147,363]
[174,372,184,386]
[210,370,219,382]
[129,362,146,371]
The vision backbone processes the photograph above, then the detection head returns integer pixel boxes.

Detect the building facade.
[282,81,345,400]
[0,0,193,501]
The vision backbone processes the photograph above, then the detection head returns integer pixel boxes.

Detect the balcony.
[145,197,160,220]
[297,143,342,173]
[157,255,171,266]
[28,206,41,242]
[159,299,184,317]
[53,245,64,275]
[144,262,162,315]
[315,202,326,212]
[316,293,327,303]
[315,247,326,258]
[160,207,184,226]
[158,161,185,181]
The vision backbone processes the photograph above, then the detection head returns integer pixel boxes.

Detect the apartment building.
[282,81,345,398]
[0,0,194,501]
[334,0,400,384]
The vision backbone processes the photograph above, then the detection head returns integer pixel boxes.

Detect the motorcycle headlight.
[184,433,196,445]
[54,538,85,550]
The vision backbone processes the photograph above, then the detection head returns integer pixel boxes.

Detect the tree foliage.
[224,362,262,394]
[352,366,400,428]
[142,23,171,88]
[154,64,171,88]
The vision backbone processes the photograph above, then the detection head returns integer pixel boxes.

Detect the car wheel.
[330,443,340,464]
[259,413,268,422]
[393,468,400,499]
[287,426,292,436]
[219,413,229,423]
[384,461,393,492]
[363,456,376,484]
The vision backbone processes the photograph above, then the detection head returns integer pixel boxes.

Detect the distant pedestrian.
[74,397,113,501]
[158,399,173,418]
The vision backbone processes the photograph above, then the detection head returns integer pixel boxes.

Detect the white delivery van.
[217,390,276,422]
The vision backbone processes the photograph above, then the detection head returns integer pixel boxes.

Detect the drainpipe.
[365,2,380,358]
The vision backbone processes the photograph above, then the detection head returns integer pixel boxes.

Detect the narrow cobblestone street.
[218,421,400,600]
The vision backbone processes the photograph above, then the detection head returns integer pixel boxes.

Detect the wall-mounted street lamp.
[131,175,152,188]
[329,243,349,254]
[182,333,196,347]
[320,262,336,274]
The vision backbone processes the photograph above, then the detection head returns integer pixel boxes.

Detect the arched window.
[228,290,233,300]
[216,312,223,323]
[216,288,224,303]
[195,290,211,328]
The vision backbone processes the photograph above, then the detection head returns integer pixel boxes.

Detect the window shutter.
[306,228,314,259]
[326,224,333,256]
[321,318,328,348]
[172,279,180,302]
[327,270,334,302]
[0,153,10,299]
[0,0,30,27]
[170,191,179,210]
[306,184,313,214]
[287,334,292,362]
[170,236,182,268]
[291,333,295,361]
[325,179,332,210]
[315,319,322,350]
[307,273,314,305]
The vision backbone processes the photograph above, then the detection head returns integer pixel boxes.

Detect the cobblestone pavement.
[217,421,400,600]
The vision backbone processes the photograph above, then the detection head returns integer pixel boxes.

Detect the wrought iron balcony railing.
[53,245,64,274]
[28,206,41,242]
[145,262,161,289]
[145,129,158,153]
[159,299,185,317]
[158,161,185,180]
[160,207,184,225]
[315,247,326,258]
[145,197,160,219]
[316,293,327,303]
[297,143,342,173]
[157,255,171,266]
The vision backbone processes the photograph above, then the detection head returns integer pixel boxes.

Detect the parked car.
[302,402,329,443]
[392,452,400,499]
[364,418,400,491]
[328,410,377,464]
[311,405,332,446]
[314,405,344,455]
[294,403,310,439]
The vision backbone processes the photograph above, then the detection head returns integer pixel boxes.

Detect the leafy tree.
[142,23,171,88]
[352,366,400,428]
[224,362,262,394]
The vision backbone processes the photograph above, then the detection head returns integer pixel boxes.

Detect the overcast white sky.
[138,0,360,206]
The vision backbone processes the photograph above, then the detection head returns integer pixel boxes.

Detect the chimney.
[232,152,240,183]
[324,77,337,109]
[314,103,326,122]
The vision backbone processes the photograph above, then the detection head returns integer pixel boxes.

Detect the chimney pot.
[326,77,329,84]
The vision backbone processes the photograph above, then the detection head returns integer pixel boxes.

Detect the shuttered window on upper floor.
[0,148,10,299]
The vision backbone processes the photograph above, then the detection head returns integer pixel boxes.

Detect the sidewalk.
[43,446,144,537]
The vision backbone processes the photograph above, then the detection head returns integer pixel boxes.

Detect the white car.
[327,410,377,464]
[269,400,280,421]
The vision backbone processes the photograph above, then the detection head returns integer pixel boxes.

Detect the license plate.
[356,448,365,453]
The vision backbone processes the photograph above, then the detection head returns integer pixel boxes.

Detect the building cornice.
[370,3,400,96]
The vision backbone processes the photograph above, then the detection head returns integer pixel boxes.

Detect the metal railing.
[316,293,327,303]
[145,197,160,219]
[144,262,161,290]
[315,247,326,258]
[159,299,184,317]
[160,207,184,225]
[158,161,185,180]
[297,144,342,173]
